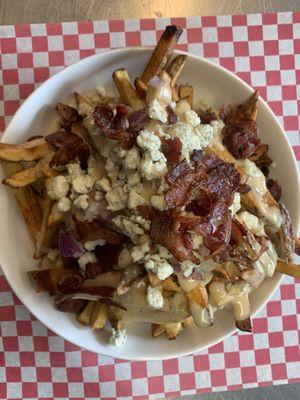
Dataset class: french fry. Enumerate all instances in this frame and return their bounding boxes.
[90,302,108,330]
[108,306,124,331]
[112,69,145,111]
[238,90,259,121]
[166,54,187,87]
[182,316,193,328]
[165,322,181,340]
[138,25,183,86]
[74,92,94,117]
[1,161,43,241]
[34,194,56,259]
[3,152,54,188]
[276,259,300,279]
[172,85,179,101]
[151,323,166,338]
[77,300,95,325]
[0,138,52,162]
[148,272,180,292]
[179,84,193,107]
[134,77,148,98]
[28,266,81,293]
[47,203,68,227]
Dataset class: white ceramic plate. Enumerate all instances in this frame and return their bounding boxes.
[0,48,299,360]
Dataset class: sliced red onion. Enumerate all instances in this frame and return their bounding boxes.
[58,231,84,258]
[189,269,204,281]
[171,260,181,273]
[148,75,163,88]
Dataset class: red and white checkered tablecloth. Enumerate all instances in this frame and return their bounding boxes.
[0,11,300,400]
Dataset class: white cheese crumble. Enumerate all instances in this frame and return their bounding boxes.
[131,243,151,263]
[113,215,144,241]
[126,171,141,187]
[66,162,83,181]
[145,255,174,280]
[72,175,94,194]
[137,129,161,152]
[47,175,69,200]
[78,251,97,271]
[147,285,164,309]
[180,260,196,277]
[105,187,128,211]
[237,211,265,236]
[73,194,89,210]
[57,197,72,212]
[229,192,241,216]
[95,177,112,192]
[148,99,168,123]
[211,119,225,141]
[109,328,127,346]
[127,186,148,209]
[183,110,201,127]
[84,239,106,251]
[122,146,140,170]
[139,153,167,180]
[118,247,133,269]
[150,194,166,210]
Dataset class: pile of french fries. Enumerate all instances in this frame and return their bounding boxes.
[1,24,299,343]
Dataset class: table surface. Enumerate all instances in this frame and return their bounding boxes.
[0,0,300,25]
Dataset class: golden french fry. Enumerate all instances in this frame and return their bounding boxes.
[151,323,166,338]
[74,92,94,117]
[179,85,193,107]
[166,54,187,87]
[239,90,259,121]
[172,85,179,101]
[186,285,208,309]
[165,322,181,340]
[0,138,52,162]
[84,271,122,289]
[139,25,183,85]
[34,195,56,259]
[27,266,75,292]
[182,316,193,328]
[276,259,300,279]
[112,69,145,111]
[134,77,148,99]
[108,306,124,331]
[3,152,54,188]
[77,301,95,325]
[90,302,108,330]
[47,203,67,227]
[1,161,43,241]
[148,272,180,292]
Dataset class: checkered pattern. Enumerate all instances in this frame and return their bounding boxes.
[0,11,300,399]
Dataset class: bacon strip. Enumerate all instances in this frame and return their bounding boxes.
[74,217,125,245]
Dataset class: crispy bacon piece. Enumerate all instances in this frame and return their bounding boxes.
[71,286,115,297]
[57,272,85,294]
[198,108,217,124]
[74,217,125,245]
[166,106,178,125]
[128,108,151,132]
[54,295,86,313]
[45,131,90,167]
[266,179,282,202]
[236,318,252,332]
[56,103,81,130]
[161,137,182,163]
[85,244,121,278]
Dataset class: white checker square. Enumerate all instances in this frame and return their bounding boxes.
[235,56,250,72]
[267,316,283,332]
[100,382,116,397]
[3,85,19,101]
[178,356,194,373]
[256,364,272,382]
[218,42,234,57]
[181,389,196,396]
[62,22,78,35]
[226,368,242,385]
[64,50,80,65]
[243,383,258,389]
[253,333,269,349]
[286,362,300,379]
[21,367,37,382]
[51,367,67,382]
[18,68,34,84]
[265,55,280,70]
[282,100,298,116]
[65,351,81,367]
[186,16,201,28]
[279,39,294,55]
[295,54,300,69]
[188,43,203,56]
[217,15,232,27]
[31,320,48,336]
[132,378,148,396]
[82,366,99,382]
[68,383,84,397]
[35,352,50,367]
[0,25,15,37]
[30,23,47,36]
[208,353,225,370]
[0,368,5,383]
[239,350,255,367]
[141,31,157,46]
[1,321,17,336]
[281,70,296,85]
[283,330,299,346]
[179,29,187,44]
[147,360,163,377]
[287,131,300,146]
[15,305,31,320]
[18,336,34,352]
[93,20,109,33]
[293,23,300,39]
[2,54,18,69]
[37,382,53,398]
[155,18,171,30]
[232,26,248,42]
[270,347,286,364]
[47,35,64,51]
[202,27,218,43]
[249,41,264,56]
[16,37,33,53]
[4,351,20,367]
[195,371,211,389]
[149,395,164,400]
[263,25,278,40]
[247,14,262,26]
[0,291,13,306]
[48,336,65,352]
[98,355,115,365]
[33,52,49,67]
[6,382,22,399]
[110,32,126,48]
[267,86,282,101]
[163,374,180,392]
[223,335,239,352]
[79,34,95,49]
[125,19,140,32]
[270,287,282,301]
[278,11,293,23]
[115,362,132,380]
[251,71,266,86]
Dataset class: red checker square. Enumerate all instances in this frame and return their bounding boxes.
[4,101,20,117]
[165,391,180,398]
[131,361,147,378]
[194,354,209,371]
[179,372,196,390]
[267,300,282,316]
[177,43,188,52]
[262,13,278,25]
[266,71,281,85]
[233,42,249,56]
[202,16,217,27]
[281,86,297,100]
[14,24,31,37]
[264,40,279,55]
[0,120,4,132]
[269,101,283,115]
[280,55,295,69]
[254,86,267,100]
[80,49,96,59]
[289,378,300,384]
[0,305,16,320]
[269,332,284,347]
[187,28,202,43]
[63,35,79,50]
[67,367,83,382]
[82,351,98,366]
[98,365,115,382]
[271,363,287,380]
[248,26,263,40]
[220,57,235,72]
[19,352,35,366]
[224,352,240,368]
[285,346,300,362]
[12,293,21,305]
[50,352,66,367]
[278,24,293,39]
[32,36,48,52]
[16,320,33,335]
[148,376,164,394]
[281,284,296,299]
[36,367,52,382]
[116,380,132,397]
[64,341,79,352]
[282,315,297,330]
[171,17,186,28]
[250,56,265,71]
[163,359,178,375]
[22,382,38,398]
[126,32,141,47]
[53,383,68,397]
[0,276,11,291]
[17,53,33,68]
[78,21,93,34]
[293,11,300,22]
[209,341,224,354]
[284,116,298,130]
[255,349,270,365]
[1,38,17,54]
[293,146,300,160]
[109,19,125,32]
[232,14,247,25]
[34,67,50,83]
[252,318,268,333]
[33,337,49,351]
[260,381,273,387]
[211,370,226,387]
[236,72,251,85]
[46,23,63,35]
[0,384,6,399]
[6,367,21,382]
[84,383,100,397]
[294,39,300,54]
[0,352,4,366]
[217,27,233,42]
[94,33,110,48]
[48,51,65,66]
[228,385,243,391]
[140,19,156,30]
[238,334,254,350]
[241,366,257,383]
[3,69,18,85]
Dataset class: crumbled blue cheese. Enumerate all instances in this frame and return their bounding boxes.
[122,146,140,170]
[105,187,128,211]
[73,194,89,210]
[57,197,72,212]
[109,328,127,346]
[139,153,167,180]
[78,251,97,271]
[150,194,166,210]
[95,177,112,192]
[72,175,94,194]
[147,285,164,309]
[67,162,84,181]
[126,171,141,187]
[137,129,161,152]
[183,110,201,127]
[127,185,148,209]
[84,239,106,251]
[211,119,225,141]
[47,175,69,200]
[145,255,174,280]
[131,243,151,262]
[229,192,241,216]
[118,247,133,269]
[113,215,145,241]
[180,260,196,277]
[237,211,265,236]
[148,99,168,123]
